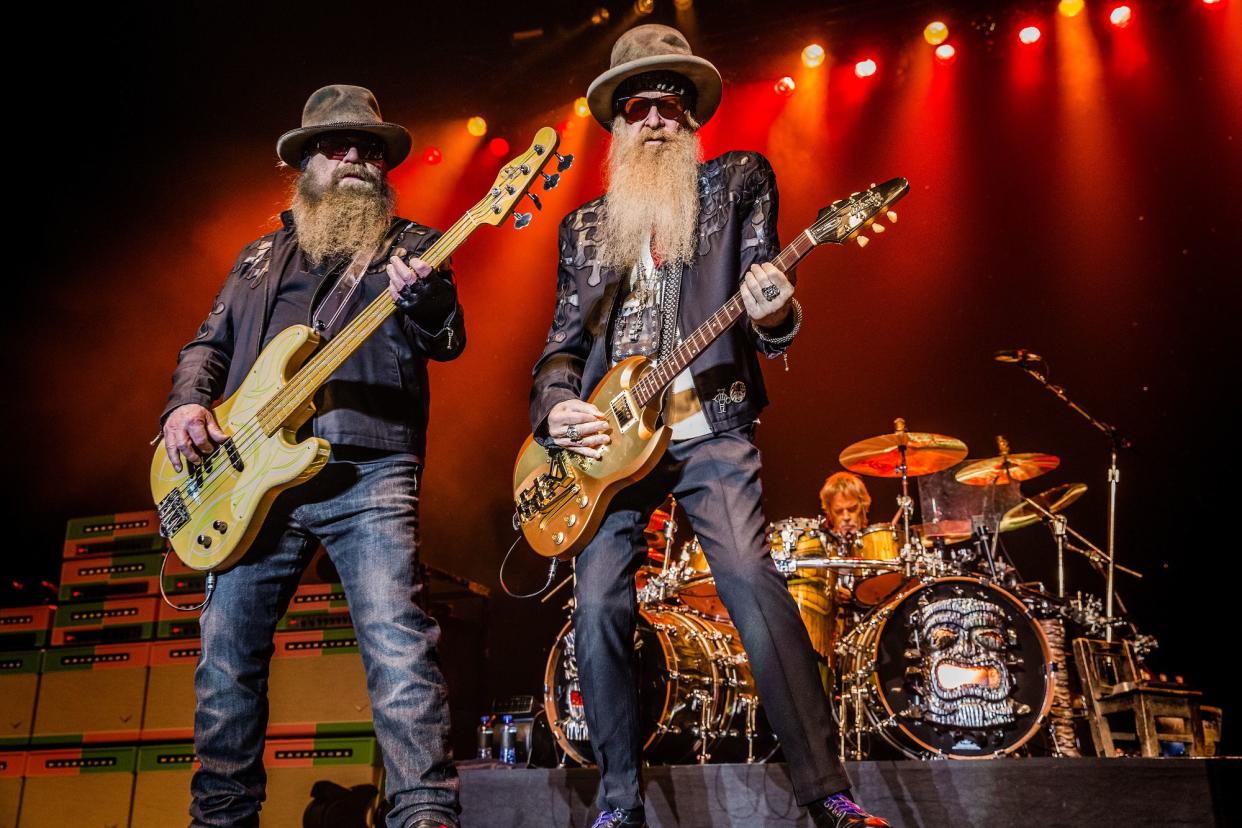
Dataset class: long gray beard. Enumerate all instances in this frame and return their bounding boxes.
[597,118,701,269]
[291,166,395,266]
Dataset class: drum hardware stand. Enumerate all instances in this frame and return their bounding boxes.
[1051,516,1068,598]
[1011,355,1132,640]
[892,419,917,569]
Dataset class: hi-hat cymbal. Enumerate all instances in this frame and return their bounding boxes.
[840,419,968,478]
[955,453,1060,486]
[1000,482,1088,532]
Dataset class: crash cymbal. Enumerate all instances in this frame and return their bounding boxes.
[1000,482,1088,532]
[955,452,1060,486]
[840,418,968,478]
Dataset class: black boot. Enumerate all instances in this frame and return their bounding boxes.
[808,792,891,828]
[589,807,647,828]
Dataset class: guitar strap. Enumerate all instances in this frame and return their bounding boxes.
[311,221,411,334]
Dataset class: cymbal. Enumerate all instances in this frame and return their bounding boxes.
[954,453,1060,486]
[1000,482,1088,532]
[840,421,968,478]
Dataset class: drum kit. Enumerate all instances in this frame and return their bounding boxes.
[543,418,1148,765]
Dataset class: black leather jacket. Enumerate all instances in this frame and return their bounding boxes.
[162,211,466,457]
[529,151,795,441]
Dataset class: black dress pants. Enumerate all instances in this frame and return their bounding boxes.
[572,424,851,812]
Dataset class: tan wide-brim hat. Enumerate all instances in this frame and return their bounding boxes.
[586,24,723,129]
[276,84,412,168]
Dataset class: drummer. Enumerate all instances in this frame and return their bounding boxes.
[819,471,872,538]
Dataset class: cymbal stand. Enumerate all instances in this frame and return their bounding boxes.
[1016,358,1131,640]
[1016,494,1143,581]
[1051,515,1068,598]
[893,420,916,575]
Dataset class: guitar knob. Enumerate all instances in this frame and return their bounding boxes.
[555,152,574,172]
[886,210,898,223]
[856,235,870,248]
[541,172,559,190]
[196,534,212,549]
[577,495,589,508]
[565,515,577,528]
[513,212,532,230]
[213,520,228,533]
[871,223,886,233]
[553,532,565,545]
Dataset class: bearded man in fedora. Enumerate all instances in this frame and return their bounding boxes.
[161,84,465,828]
[530,26,890,828]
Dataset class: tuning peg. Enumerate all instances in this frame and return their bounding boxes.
[513,212,533,230]
[541,172,560,190]
[555,152,574,172]
[856,235,870,248]
[526,191,543,210]
[886,210,898,223]
[871,222,885,233]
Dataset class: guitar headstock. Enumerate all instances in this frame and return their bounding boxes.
[809,177,910,248]
[469,126,573,230]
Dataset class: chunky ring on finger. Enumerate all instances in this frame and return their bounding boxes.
[761,284,779,301]
[566,424,581,442]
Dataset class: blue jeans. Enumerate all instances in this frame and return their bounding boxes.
[189,452,459,827]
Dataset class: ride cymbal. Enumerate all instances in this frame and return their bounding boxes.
[955,452,1060,486]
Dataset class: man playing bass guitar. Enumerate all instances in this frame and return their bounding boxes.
[528,25,890,828]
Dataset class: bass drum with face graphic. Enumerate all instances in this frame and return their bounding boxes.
[837,577,1054,759]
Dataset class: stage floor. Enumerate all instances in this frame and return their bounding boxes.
[458,758,1240,827]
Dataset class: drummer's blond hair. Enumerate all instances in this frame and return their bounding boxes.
[819,471,872,517]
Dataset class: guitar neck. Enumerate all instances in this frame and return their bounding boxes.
[632,230,817,407]
[255,214,473,434]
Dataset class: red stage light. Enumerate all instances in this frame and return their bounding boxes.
[1202,0,1223,5]
[1019,26,1042,45]
[488,137,510,157]
[1109,5,1132,27]
[774,76,796,96]
[423,147,442,165]
[854,59,877,79]
[934,43,956,64]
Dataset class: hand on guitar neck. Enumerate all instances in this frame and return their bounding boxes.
[547,400,611,459]
[740,262,795,330]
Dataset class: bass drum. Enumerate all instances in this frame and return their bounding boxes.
[838,577,1054,759]
[544,607,777,765]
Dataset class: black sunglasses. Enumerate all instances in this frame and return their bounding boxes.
[615,95,690,124]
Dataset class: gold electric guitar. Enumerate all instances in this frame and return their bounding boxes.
[512,178,910,559]
[153,127,570,571]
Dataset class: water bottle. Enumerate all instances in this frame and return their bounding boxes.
[498,714,517,764]
[476,716,493,760]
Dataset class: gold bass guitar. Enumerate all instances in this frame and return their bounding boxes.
[153,127,570,571]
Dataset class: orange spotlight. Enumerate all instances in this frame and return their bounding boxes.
[422,147,442,165]
[674,0,693,8]
[801,43,826,68]
[774,76,796,96]
[854,58,877,78]
[488,137,510,157]
[1058,0,1085,16]
[1109,5,1132,27]
[634,0,654,15]
[924,21,949,46]
[934,43,957,64]
[573,96,591,118]
[1019,26,1042,44]
[466,116,487,137]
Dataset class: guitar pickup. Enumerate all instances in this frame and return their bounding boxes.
[223,438,245,472]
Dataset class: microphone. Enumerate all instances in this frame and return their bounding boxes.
[993,348,1043,365]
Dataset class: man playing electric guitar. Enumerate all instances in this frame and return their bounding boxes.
[160,85,464,828]
[529,25,890,828]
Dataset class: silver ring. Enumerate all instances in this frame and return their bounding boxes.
[761,284,779,301]
[565,424,581,442]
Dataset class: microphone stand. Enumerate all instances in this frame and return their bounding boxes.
[1013,358,1133,641]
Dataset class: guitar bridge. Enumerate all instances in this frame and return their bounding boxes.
[515,452,579,526]
[610,393,636,432]
[158,489,189,538]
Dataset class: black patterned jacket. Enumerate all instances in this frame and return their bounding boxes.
[529,151,795,441]
[163,211,466,458]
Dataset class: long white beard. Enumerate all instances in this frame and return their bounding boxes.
[597,118,701,268]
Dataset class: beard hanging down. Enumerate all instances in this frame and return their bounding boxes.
[291,163,396,266]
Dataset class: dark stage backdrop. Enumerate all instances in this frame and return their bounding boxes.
[9,1,1239,752]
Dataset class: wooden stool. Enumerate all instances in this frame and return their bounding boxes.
[1072,637,1207,757]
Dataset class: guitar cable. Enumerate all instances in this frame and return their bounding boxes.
[498,535,560,599]
[158,548,217,612]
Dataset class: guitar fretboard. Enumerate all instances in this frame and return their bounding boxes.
[632,229,817,407]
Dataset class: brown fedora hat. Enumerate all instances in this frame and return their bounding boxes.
[586,24,722,129]
[276,84,412,168]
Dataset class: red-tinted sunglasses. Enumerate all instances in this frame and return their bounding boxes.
[308,133,387,163]
[616,95,690,124]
